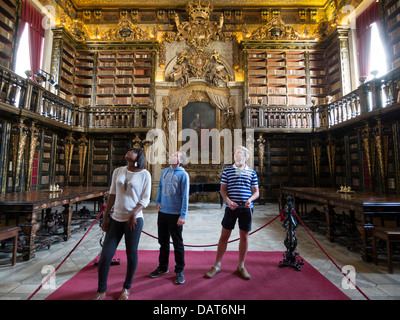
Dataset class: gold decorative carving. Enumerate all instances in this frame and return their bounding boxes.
[61,9,150,42]
[169,48,231,87]
[11,121,28,191]
[257,134,265,199]
[250,16,300,40]
[312,137,321,178]
[72,0,329,8]
[373,119,389,190]
[78,135,88,185]
[327,134,335,186]
[174,0,224,49]
[361,122,374,185]
[24,124,40,191]
[64,132,75,186]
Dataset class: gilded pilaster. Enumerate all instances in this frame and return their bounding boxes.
[24,123,39,191]
[78,135,88,185]
[373,119,388,192]
[64,132,75,186]
[312,137,321,180]
[11,121,28,191]
[327,134,335,186]
[361,123,372,186]
[257,133,265,199]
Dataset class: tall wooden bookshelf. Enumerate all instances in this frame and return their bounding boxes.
[309,51,328,105]
[95,50,152,106]
[0,0,17,69]
[385,0,400,70]
[326,41,342,102]
[257,134,311,200]
[246,48,326,108]
[247,50,308,106]
[59,42,75,101]
[74,50,95,106]
[51,27,156,107]
[89,137,131,186]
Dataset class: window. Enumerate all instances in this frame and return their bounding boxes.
[15,27,32,78]
[368,22,388,80]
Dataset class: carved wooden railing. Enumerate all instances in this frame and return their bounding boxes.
[0,66,75,126]
[317,67,400,129]
[243,105,313,131]
[243,67,400,131]
[87,106,156,130]
[0,65,157,131]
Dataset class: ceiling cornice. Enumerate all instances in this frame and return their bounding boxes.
[70,0,330,10]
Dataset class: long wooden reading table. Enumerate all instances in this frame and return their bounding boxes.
[0,186,109,261]
[280,187,400,261]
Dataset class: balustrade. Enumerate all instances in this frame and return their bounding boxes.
[244,67,400,130]
[0,65,156,131]
[324,68,400,128]
[245,106,313,130]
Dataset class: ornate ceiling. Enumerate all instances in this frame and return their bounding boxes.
[70,0,330,9]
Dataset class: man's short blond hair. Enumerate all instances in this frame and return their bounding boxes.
[235,146,250,160]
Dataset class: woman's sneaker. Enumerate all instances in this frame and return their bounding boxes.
[150,267,169,278]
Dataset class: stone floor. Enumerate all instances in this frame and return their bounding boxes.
[0,201,400,300]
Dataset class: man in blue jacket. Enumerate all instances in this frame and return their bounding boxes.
[151,151,190,284]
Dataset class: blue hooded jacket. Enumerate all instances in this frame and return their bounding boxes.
[155,166,190,219]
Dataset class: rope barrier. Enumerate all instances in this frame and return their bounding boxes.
[27,205,370,301]
[141,212,282,247]
[291,209,370,300]
[26,205,106,300]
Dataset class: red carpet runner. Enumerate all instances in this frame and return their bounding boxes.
[46,250,349,300]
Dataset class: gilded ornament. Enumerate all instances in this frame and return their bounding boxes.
[169,48,231,87]
[174,0,224,49]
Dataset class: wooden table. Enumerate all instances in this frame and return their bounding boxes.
[280,187,400,261]
[0,226,18,265]
[0,186,109,261]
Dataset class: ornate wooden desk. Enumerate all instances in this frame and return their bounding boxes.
[0,186,109,261]
[280,187,400,261]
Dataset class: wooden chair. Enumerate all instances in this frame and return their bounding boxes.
[373,227,400,274]
[0,226,18,266]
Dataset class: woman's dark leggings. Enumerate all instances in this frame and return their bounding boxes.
[97,217,143,293]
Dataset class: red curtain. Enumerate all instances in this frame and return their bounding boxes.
[356,1,381,79]
[20,1,45,79]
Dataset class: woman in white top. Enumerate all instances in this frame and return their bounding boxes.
[93,148,151,300]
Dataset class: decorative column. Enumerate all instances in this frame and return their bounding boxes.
[361,122,374,190]
[24,123,39,191]
[11,121,28,191]
[373,118,388,193]
[327,134,335,187]
[64,132,74,186]
[78,135,88,186]
[257,133,265,201]
[311,137,321,186]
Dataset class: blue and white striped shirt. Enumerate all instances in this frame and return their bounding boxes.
[220,164,258,208]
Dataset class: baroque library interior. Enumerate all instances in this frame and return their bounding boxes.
[0,0,400,301]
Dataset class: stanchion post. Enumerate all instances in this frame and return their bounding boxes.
[279,195,304,271]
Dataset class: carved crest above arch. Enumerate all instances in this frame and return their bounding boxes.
[168,48,233,87]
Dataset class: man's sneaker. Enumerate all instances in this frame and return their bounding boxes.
[236,266,251,280]
[205,266,221,279]
[150,267,169,278]
[175,271,185,284]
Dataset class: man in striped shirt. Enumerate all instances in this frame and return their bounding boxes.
[205,146,259,280]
